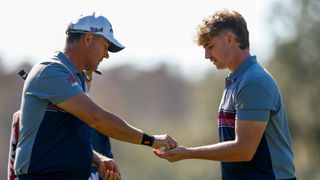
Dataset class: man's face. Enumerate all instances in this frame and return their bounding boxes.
[203,33,233,70]
[85,34,110,71]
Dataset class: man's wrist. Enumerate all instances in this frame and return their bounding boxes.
[141,133,155,147]
[92,150,102,167]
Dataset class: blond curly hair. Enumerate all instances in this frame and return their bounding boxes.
[194,10,249,49]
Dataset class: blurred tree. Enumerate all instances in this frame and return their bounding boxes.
[267,0,320,179]
[91,64,190,123]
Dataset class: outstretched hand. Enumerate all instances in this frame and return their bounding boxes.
[152,134,177,150]
[153,146,188,162]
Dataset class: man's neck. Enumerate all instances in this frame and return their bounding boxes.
[64,45,84,72]
[228,49,251,72]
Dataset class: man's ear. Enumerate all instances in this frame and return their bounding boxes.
[83,32,94,46]
[225,31,236,44]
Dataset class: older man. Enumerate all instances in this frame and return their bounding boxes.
[14,13,176,180]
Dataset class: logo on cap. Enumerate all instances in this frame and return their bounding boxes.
[109,23,113,34]
[90,27,103,33]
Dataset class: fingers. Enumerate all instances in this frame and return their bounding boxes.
[103,170,111,180]
[163,136,174,150]
[153,148,178,162]
[153,148,165,158]
[161,134,177,150]
[153,146,187,162]
[111,159,120,175]
[104,170,112,180]
[167,135,177,149]
[97,157,121,180]
[104,170,121,180]
[108,160,121,179]
[153,134,178,150]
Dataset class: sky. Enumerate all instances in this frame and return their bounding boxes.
[0,0,274,77]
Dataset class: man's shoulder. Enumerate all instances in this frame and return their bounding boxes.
[240,63,276,86]
[29,58,70,79]
[234,63,280,101]
[24,58,73,93]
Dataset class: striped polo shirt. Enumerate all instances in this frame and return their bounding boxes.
[15,52,92,179]
[218,56,296,180]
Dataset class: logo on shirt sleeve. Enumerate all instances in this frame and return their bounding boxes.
[67,76,79,87]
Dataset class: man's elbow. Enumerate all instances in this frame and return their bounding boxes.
[239,148,256,162]
[241,153,254,162]
[236,143,257,162]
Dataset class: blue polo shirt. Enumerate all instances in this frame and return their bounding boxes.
[15,52,92,179]
[218,56,296,180]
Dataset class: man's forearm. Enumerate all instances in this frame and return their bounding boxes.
[57,93,173,149]
[186,141,253,162]
[93,110,144,145]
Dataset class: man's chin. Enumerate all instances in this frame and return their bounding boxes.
[215,65,227,70]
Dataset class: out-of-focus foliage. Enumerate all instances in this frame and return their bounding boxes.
[267,0,320,179]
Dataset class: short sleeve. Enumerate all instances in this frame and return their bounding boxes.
[235,80,276,121]
[28,62,83,105]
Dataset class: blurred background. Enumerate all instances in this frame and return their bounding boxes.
[1,0,320,179]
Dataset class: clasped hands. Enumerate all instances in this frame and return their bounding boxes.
[152,134,187,162]
[97,134,182,180]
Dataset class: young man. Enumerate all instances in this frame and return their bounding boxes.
[14,13,177,180]
[154,10,296,180]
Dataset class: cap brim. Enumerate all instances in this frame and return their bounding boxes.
[106,36,125,53]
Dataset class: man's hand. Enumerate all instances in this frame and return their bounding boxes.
[92,151,121,180]
[152,134,177,150]
[97,156,121,180]
[153,146,188,162]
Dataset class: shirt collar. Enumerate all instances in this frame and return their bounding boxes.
[227,55,257,82]
[54,51,81,75]
[54,51,89,81]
